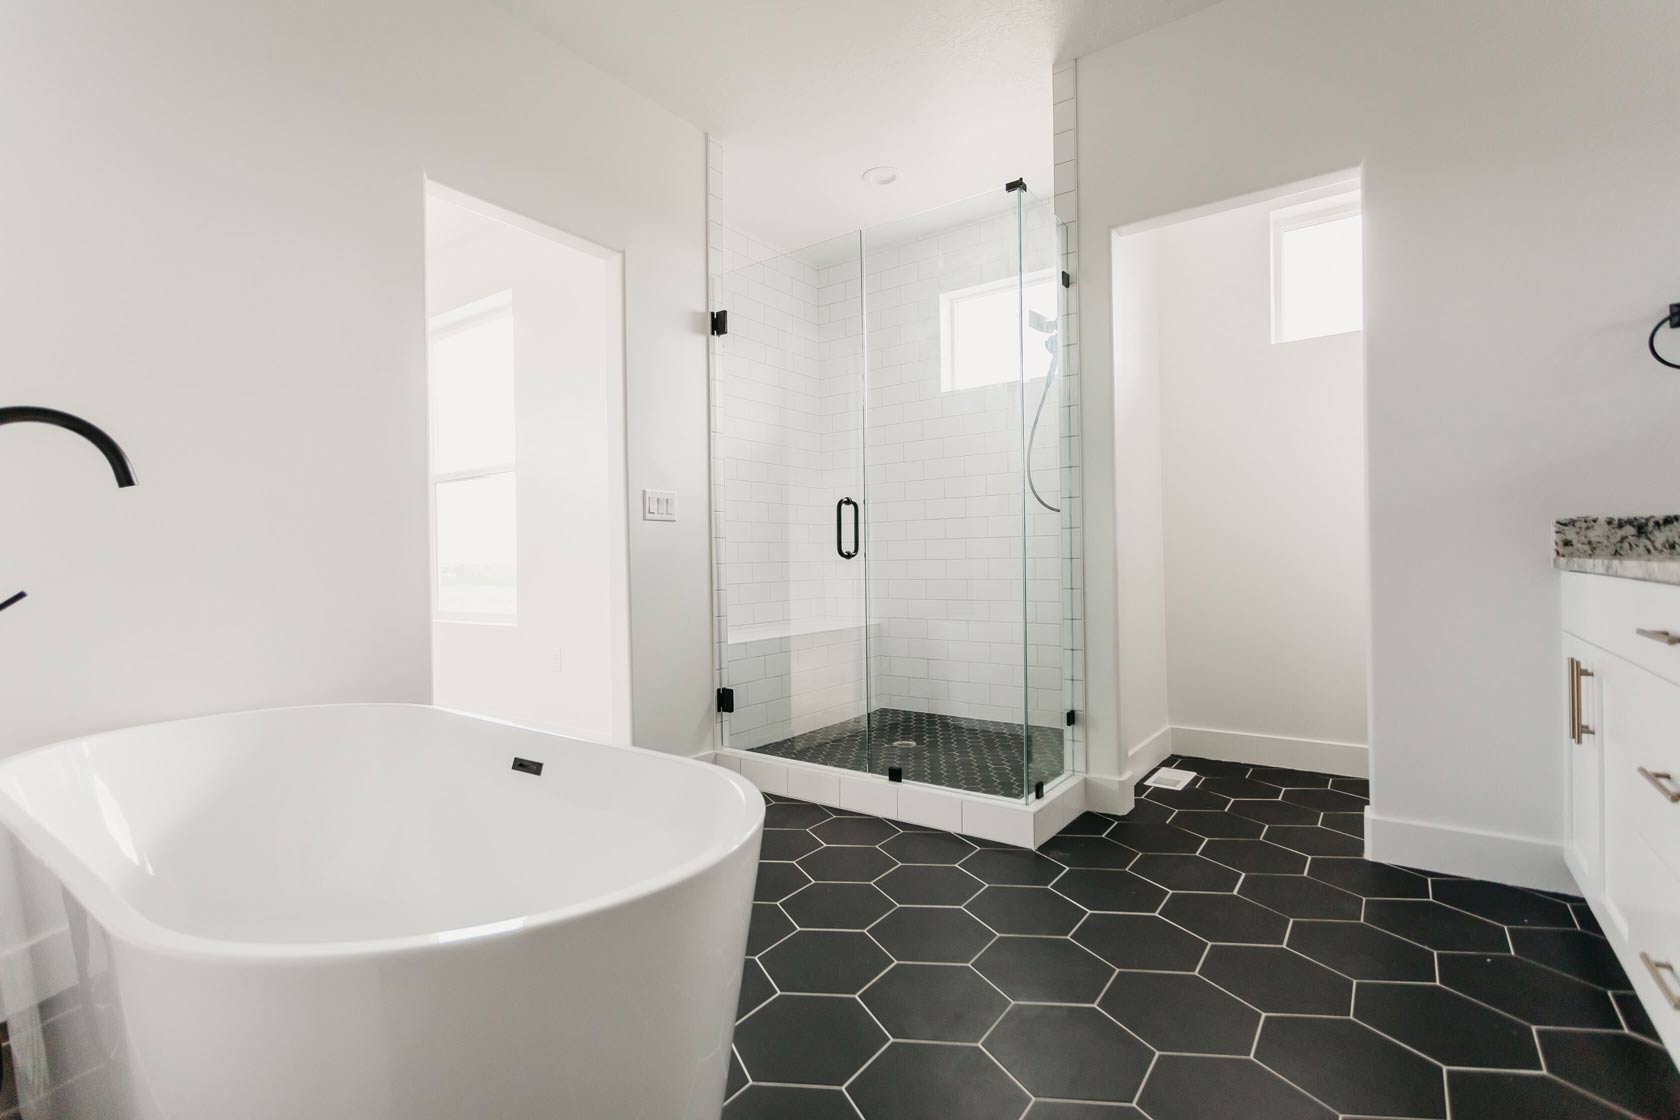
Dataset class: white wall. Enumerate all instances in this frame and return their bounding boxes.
[1120,191,1369,762]
[426,197,629,743]
[1077,0,1680,886]
[0,1,711,757]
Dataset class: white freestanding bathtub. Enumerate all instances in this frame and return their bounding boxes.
[0,704,764,1120]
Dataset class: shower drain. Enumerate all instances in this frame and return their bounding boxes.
[891,739,918,749]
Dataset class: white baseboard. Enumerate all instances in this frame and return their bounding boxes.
[1081,775,1135,817]
[1168,726,1368,778]
[1365,810,1576,894]
[1122,725,1174,783]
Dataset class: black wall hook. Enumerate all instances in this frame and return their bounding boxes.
[1649,303,1680,370]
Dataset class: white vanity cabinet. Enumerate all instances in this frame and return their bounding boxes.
[1562,572,1680,1056]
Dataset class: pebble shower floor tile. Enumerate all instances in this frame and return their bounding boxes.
[725,755,1680,1120]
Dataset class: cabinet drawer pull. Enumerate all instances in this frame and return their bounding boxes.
[1636,628,1680,646]
[1568,657,1594,744]
[1641,952,1680,1010]
[1638,767,1680,803]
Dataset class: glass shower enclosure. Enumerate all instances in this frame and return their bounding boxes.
[710,185,1079,804]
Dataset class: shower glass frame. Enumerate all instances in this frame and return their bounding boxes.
[709,187,1079,805]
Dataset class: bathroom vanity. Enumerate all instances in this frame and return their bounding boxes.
[1558,516,1680,1058]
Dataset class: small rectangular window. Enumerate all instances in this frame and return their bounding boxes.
[1271,191,1362,343]
[429,292,516,621]
[939,270,1059,392]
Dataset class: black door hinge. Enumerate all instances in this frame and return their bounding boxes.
[1034,779,1045,800]
[716,687,734,713]
[1061,270,1071,289]
[1004,178,1026,193]
[710,310,728,336]
[1066,710,1076,727]
[887,766,903,783]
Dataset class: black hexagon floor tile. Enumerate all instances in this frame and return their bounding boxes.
[1058,811,1116,835]
[1280,786,1368,813]
[1228,798,1324,827]
[1099,970,1261,1056]
[1052,869,1167,913]
[1432,877,1577,927]
[782,882,896,929]
[736,958,775,1019]
[880,830,976,864]
[1195,775,1287,800]
[799,844,897,882]
[1038,833,1138,869]
[966,885,1086,935]
[1142,785,1231,812]
[726,778,1671,1119]
[764,801,831,829]
[1160,892,1289,944]
[1363,897,1510,952]
[1264,824,1364,857]
[813,815,899,846]
[1073,912,1207,971]
[1354,981,1541,1069]
[1131,853,1240,892]
[1104,820,1205,852]
[1538,1029,1680,1120]
[859,963,1009,1042]
[1248,766,1332,788]
[1200,944,1353,1014]
[732,994,886,1085]
[848,1042,1029,1120]
[746,902,794,954]
[1616,989,1662,1042]
[1286,919,1435,981]
[1446,1070,1634,1120]
[973,936,1115,1003]
[868,905,995,964]
[724,1084,858,1120]
[1171,810,1264,839]
[1436,952,1622,1028]
[1256,1015,1446,1118]
[1237,873,1362,919]
[877,865,984,906]
[984,1004,1152,1103]
[1198,838,1308,875]
[759,827,822,860]
[1307,856,1429,897]
[960,847,1066,885]
[754,861,811,902]
[1320,811,1364,838]
[1510,927,1631,988]
[1024,1103,1144,1119]
[1137,1054,1333,1120]
[761,929,891,994]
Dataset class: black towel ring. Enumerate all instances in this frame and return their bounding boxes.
[1650,303,1680,370]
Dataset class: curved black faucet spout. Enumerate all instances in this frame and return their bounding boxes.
[0,406,135,487]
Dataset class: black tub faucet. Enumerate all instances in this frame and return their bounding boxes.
[0,405,136,614]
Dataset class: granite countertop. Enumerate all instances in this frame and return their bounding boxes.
[1554,515,1680,586]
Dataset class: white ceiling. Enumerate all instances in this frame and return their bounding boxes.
[495,0,1219,251]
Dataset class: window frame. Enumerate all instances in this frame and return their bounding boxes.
[427,291,518,625]
[938,268,1060,393]
[1269,190,1363,344]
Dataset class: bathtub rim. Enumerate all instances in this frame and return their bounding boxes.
[0,702,764,965]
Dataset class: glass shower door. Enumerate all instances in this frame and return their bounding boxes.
[713,233,872,772]
[859,191,1045,801]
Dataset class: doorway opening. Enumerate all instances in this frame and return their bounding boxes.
[1111,170,1371,780]
[423,182,630,742]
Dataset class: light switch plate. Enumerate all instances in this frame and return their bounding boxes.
[642,488,677,522]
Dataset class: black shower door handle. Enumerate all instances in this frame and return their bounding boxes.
[836,497,859,559]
